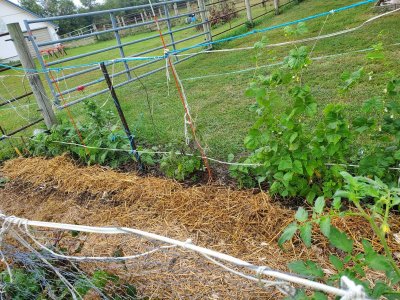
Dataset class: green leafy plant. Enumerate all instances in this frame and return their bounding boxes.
[230,32,351,198]
[1,267,140,299]
[230,30,400,199]
[160,149,202,181]
[279,172,400,299]
[27,101,205,180]
[29,100,133,168]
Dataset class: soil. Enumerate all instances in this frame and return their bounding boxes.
[0,156,399,299]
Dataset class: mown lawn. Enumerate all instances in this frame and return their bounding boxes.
[1,0,399,162]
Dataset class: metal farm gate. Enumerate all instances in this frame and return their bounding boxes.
[23,0,211,108]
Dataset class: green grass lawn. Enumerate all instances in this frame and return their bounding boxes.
[1,0,399,162]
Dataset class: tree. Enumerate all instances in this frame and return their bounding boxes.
[19,0,45,16]
[80,0,97,9]
[40,0,79,35]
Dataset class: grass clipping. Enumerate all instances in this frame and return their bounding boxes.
[1,156,399,299]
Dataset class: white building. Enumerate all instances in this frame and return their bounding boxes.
[0,0,59,62]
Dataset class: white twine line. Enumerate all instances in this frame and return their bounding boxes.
[201,253,293,295]
[0,102,37,111]
[182,42,400,81]
[164,49,171,96]
[169,61,194,145]
[0,78,32,122]
[4,136,400,171]
[0,213,368,298]
[23,221,177,262]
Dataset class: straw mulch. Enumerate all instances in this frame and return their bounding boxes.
[1,156,399,299]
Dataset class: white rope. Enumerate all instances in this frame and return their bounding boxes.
[0,212,364,298]
[340,276,368,300]
[23,222,177,262]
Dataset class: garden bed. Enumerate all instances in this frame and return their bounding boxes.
[1,156,399,299]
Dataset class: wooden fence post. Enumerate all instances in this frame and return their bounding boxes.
[7,23,57,129]
[173,3,179,15]
[244,0,253,24]
[92,23,99,40]
[197,0,212,47]
[274,0,280,15]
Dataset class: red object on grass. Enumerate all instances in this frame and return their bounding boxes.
[77,85,85,92]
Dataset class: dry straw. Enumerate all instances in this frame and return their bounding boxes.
[1,156,399,299]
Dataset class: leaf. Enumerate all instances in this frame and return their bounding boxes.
[306,190,316,204]
[340,67,364,92]
[314,197,325,214]
[305,102,317,116]
[285,289,307,300]
[300,223,312,247]
[319,216,331,237]
[283,172,293,183]
[371,281,394,299]
[295,207,308,222]
[362,97,384,113]
[278,156,293,171]
[288,260,324,278]
[244,129,262,150]
[290,132,298,143]
[278,223,298,246]
[70,230,80,237]
[328,227,353,253]
[362,240,392,273]
[313,291,328,300]
[329,255,344,271]
[293,160,303,174]
[332,197,342,210]
[394,150,400,160]
[296,22,309,35]
[227,153,234,162]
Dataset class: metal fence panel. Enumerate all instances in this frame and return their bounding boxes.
[23,0,211,108]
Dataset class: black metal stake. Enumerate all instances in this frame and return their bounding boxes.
[99,62,142,169]
[0,125,15,149]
